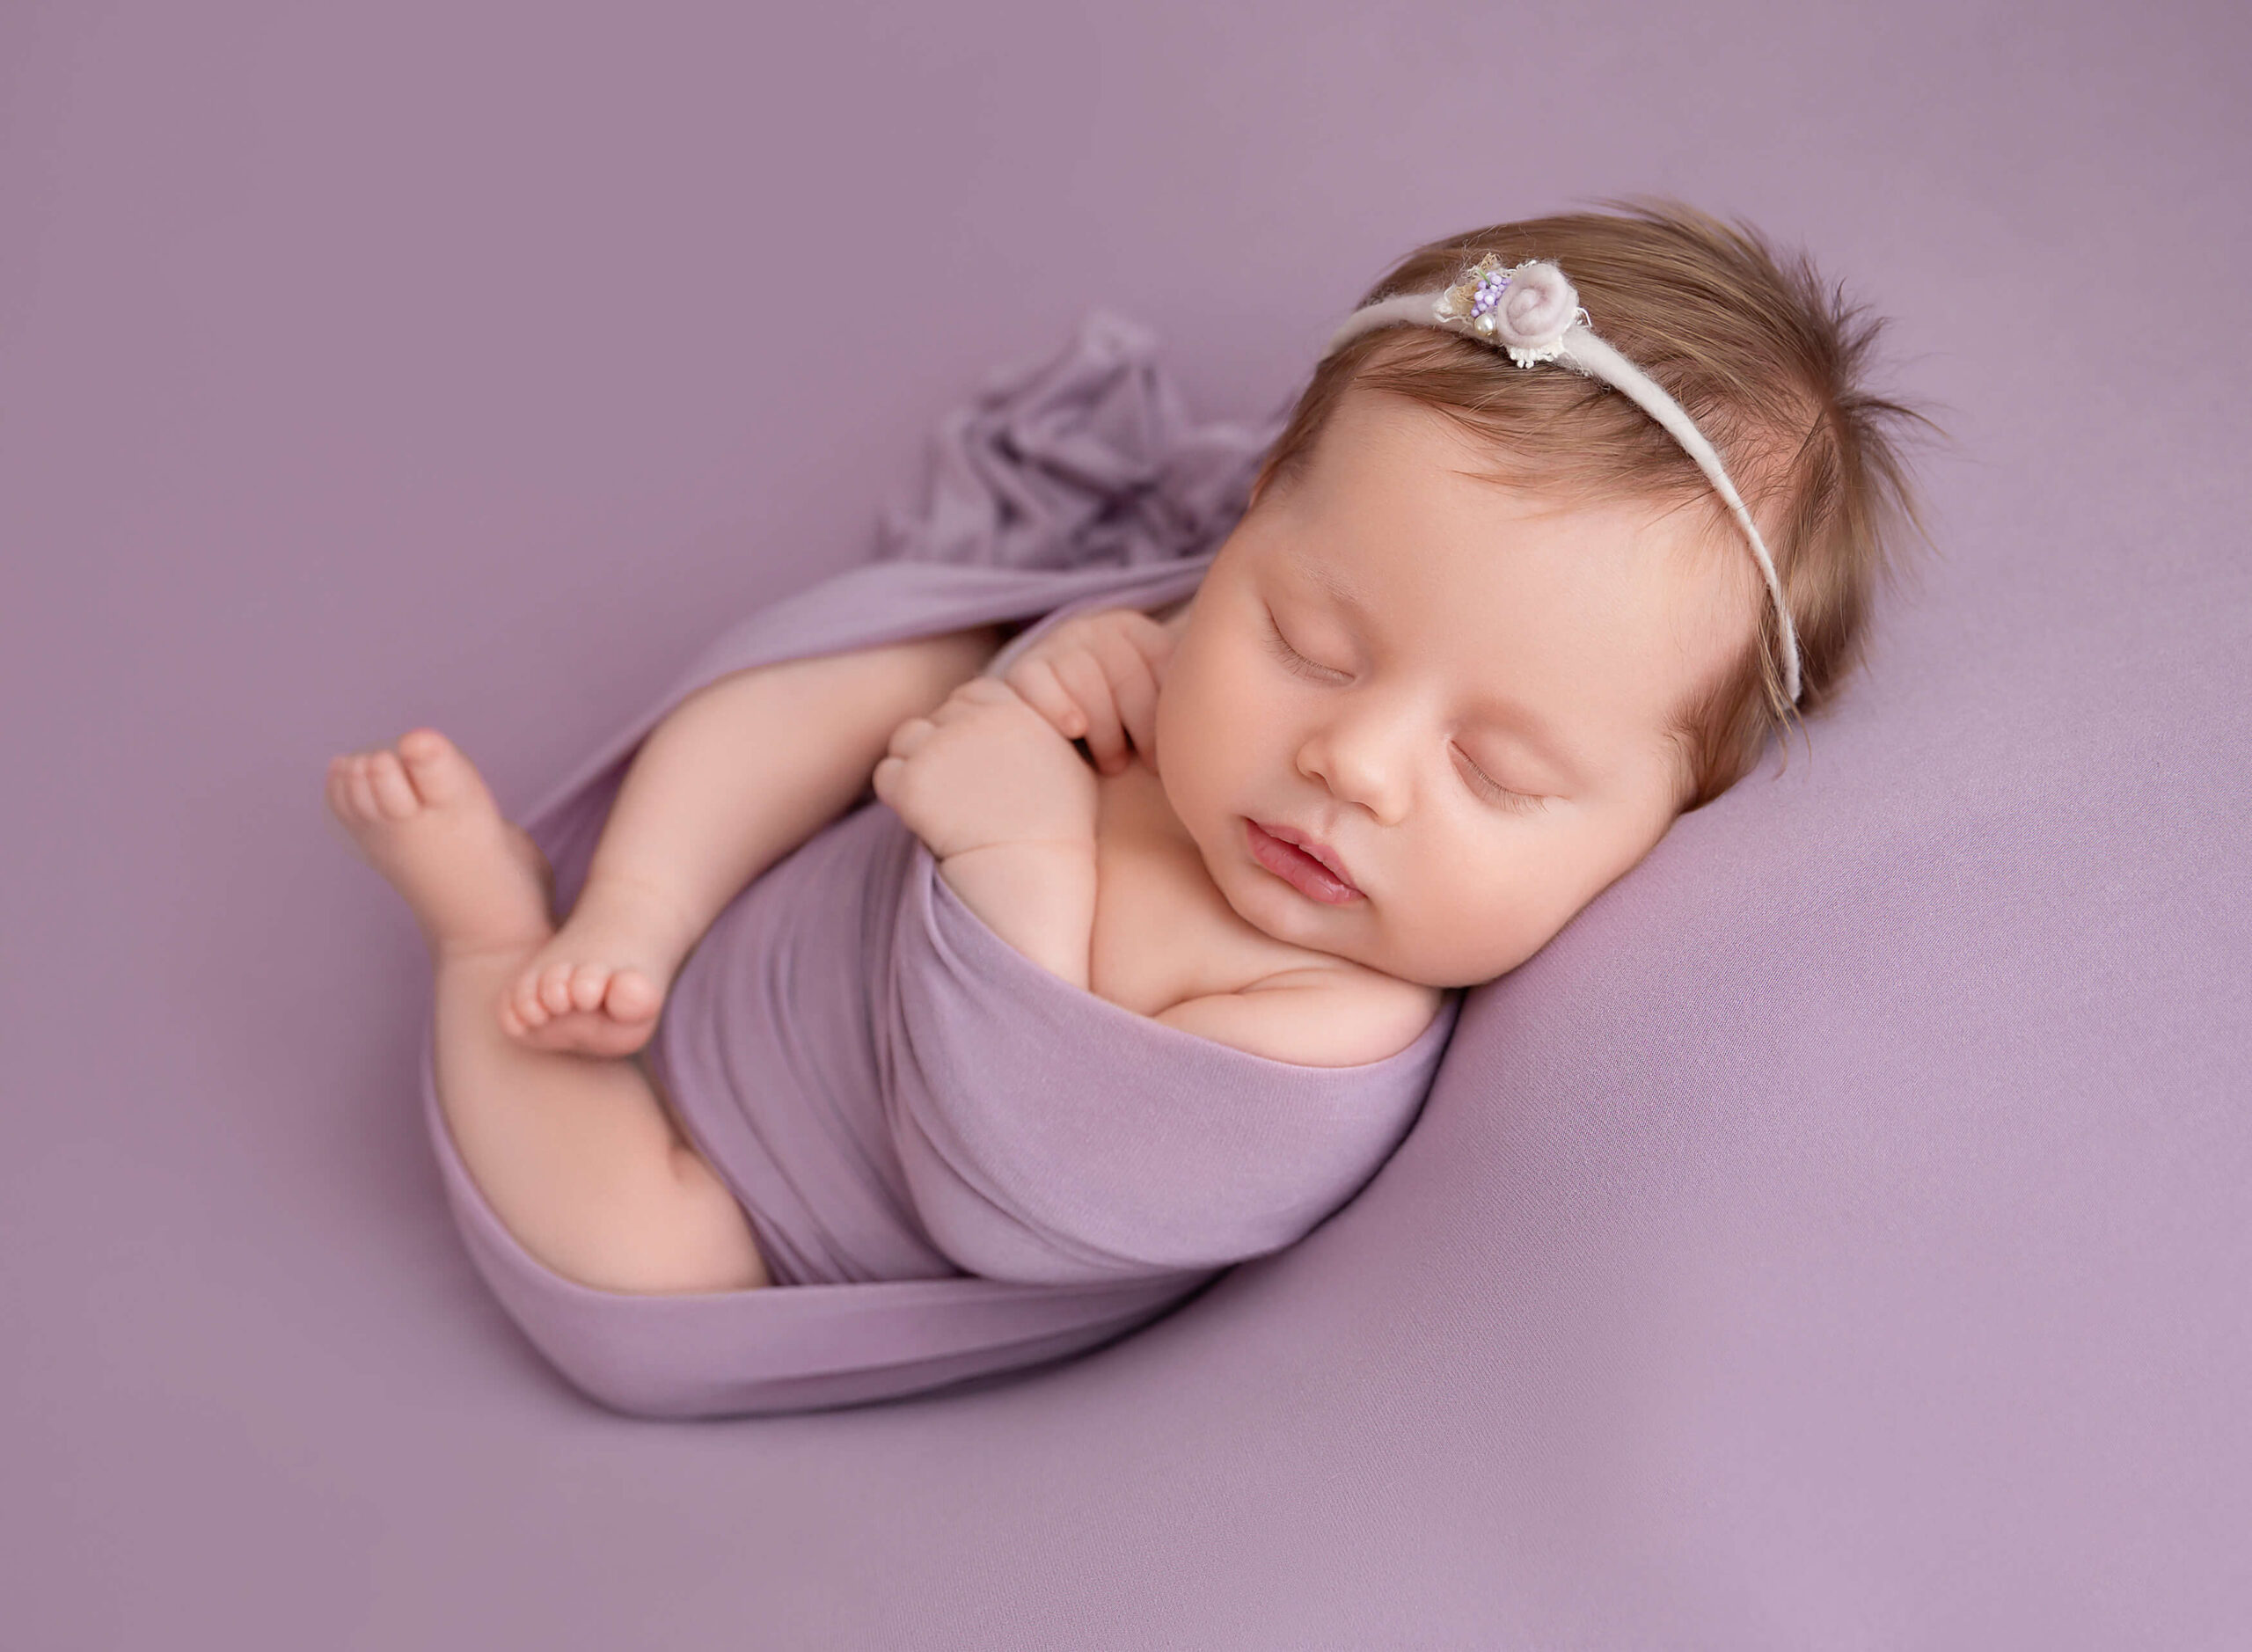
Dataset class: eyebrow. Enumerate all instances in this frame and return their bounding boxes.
[1283,550,1591,790]
[1291,552,1378,618]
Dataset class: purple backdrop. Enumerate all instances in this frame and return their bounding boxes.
[4,1,2246,1646]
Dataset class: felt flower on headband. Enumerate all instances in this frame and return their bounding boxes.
[1435,254,1583,367]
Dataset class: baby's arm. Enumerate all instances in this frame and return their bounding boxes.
[874,677,1101,989]
[588,629,1006,946]
[505,624,1005,1054]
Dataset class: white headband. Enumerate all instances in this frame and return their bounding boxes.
[1322,254,1802,705]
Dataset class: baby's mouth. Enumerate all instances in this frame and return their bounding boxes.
[1244,818,1364,904]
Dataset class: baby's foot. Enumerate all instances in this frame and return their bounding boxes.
[324,729,554,961]
[498,874,691,1059]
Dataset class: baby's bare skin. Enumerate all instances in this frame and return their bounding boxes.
[494,628,1004,1058]
[499,867,694,1057]
[327,628,1001,1294]
[326,731,555,961]
[326,728,771,1295]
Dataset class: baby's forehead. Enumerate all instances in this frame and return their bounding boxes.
[1273,469,1756,626]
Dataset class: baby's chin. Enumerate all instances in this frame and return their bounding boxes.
[1234,883,1519,989]
[1202,848,1408,975]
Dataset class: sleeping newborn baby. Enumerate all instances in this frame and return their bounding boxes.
[874,379,1754,1056]
[325,200,1927,1414]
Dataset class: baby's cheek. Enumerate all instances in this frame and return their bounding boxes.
[1151,672,1207,782]
[1383,872,1524,989]
[1150,715,1235,866]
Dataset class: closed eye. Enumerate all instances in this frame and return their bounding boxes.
[1264,609,1348,682]
[1452,744,1548,814]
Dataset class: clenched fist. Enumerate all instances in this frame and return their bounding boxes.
[872,676,1100,862]
[1001,607,1175,776]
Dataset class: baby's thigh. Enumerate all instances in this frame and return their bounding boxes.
[625,1054,771,1293]
[654,1140,772,1293]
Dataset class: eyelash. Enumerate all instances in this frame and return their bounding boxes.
[1452,747,1548,814]
[1264,610,1548,815]
[1263,610,1347,683]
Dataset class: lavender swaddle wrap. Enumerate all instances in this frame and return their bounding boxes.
[415,314,1462,1417]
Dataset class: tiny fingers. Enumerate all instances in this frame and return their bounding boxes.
[1005,656,1087,740]
[886,716,934,758]
[1087,624,1164,767]
[1052,648,1127,771]
[952,676,1018,706]
[1000,607,1178,774]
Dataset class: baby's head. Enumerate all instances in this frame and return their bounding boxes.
[1154,200,1934,990]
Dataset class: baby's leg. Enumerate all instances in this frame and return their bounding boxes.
[505,625,1002,1056]
[327,730,769,1294]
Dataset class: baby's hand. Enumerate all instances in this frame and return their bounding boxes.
[873,676,1100,861]
[1001,607,1174,776]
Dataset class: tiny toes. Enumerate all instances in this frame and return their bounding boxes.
[511,976,550,1027]
[568,964,609,1012]
[607,970,658,1020]
[397,729,468,806]
[368,752,419,820]
[537,962,578,1014]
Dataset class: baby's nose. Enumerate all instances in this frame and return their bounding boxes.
[1299,712,1411,825]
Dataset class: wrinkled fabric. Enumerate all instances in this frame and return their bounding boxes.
[874,308,1285,574]
[416,314,1461,1417]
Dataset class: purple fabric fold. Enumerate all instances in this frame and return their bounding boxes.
[890,852,1458,1284]
[417,314,1458,1417]
[874,309,1283,574]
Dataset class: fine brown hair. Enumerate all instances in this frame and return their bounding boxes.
[1253,197,1941,811]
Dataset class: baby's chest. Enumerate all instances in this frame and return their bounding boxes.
[1085,764,1319,1018]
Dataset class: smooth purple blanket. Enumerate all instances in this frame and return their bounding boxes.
[418,314,1459,1415]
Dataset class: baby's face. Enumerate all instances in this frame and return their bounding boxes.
[1153,386,1759,989]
